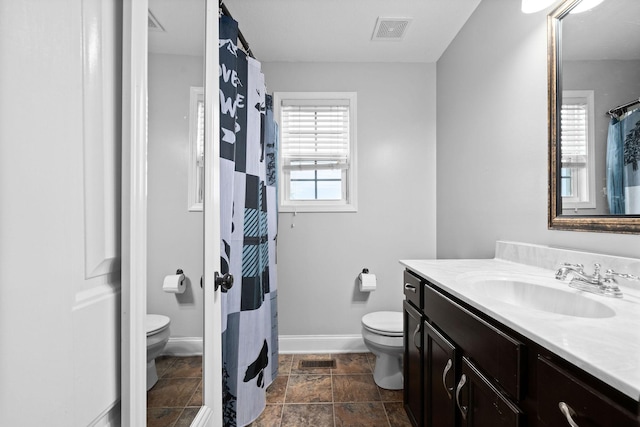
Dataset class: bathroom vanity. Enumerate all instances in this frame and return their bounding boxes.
[401,242,640,427]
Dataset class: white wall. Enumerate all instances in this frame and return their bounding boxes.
[436,0,640,260]
[148,53,204,339]
[262,62,437,336]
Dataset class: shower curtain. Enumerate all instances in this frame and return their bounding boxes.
[606,109,640,214]
[219,15,279,427]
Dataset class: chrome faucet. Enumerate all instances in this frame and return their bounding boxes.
[555,263,639,298]
[555,263,599,285]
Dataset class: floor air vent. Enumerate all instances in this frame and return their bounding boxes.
[298,359,336,369]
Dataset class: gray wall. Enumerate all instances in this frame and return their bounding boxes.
[148,53,204,338]
[436,0,640,259]
[263,62,437,335]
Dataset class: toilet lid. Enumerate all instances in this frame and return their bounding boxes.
[146,314,170,336]
[362,311,403,336]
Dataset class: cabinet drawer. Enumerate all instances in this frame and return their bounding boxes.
[537,356,639,427]
[423,284,524,401]
[404,270,422,309]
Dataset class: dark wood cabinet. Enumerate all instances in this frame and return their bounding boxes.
[404,300,423,427]
[403,268,640,427]
[423,321,456,427]
[423,285,523,401]
[537,356,638,427]
[457,357,522,427]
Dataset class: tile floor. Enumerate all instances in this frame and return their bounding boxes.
[147,353,412,427]
[147,355,203,427]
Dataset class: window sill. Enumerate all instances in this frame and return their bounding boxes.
[279,203,357,213]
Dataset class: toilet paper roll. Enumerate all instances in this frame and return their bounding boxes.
[163,273,186,294]
[359,272,377,292]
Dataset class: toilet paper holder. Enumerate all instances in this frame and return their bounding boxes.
[176,269,185,284]
[359,268,377,292]
[162,269,186,294]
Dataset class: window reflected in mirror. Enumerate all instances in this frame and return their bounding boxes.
[560,90,595,212]
[188,86,205,211]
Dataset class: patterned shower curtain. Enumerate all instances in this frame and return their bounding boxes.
[607,108,640,214]
[219,15,279,427]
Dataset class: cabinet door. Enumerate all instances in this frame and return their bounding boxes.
[424,321,457,427]
[404,301,423,427]
[456,357,522,427]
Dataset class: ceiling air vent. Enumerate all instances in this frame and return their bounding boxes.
[148,10,166,32]
[371,17,412,41]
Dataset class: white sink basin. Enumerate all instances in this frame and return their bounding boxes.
[470,279,616,318]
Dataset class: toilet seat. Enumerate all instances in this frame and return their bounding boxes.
[362,311,403,337]
[146,314,170,336]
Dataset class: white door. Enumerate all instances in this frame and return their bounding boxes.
[0,1,122,425]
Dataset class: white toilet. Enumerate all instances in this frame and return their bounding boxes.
[146,314,171,391]
[361,311,404,390]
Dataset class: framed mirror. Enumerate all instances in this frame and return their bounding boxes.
[548,0,640,233]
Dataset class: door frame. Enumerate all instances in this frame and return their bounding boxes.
[201,0,223,424]
[121,1,221,426]
[121,1,149,425]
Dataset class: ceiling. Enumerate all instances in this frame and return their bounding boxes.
[148,0,640,63]
[562,0,640,61]
[149,0,482,63]
[221,0,482,63]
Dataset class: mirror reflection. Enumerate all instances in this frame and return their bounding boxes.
[147,0,205,424]
[557,0,640,216]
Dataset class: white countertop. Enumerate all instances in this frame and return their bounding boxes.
[400,242,640,401]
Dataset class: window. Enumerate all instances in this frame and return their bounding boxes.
[275,92,357,212]
[560,90,596,210]
[188,87,205,212]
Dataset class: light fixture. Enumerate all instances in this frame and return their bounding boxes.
[521,0,557,13]
[570,0,604,13]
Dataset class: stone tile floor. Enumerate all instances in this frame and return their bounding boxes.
[147,353,412,427]
[147,355,203,427]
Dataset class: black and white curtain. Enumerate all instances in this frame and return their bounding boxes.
[219,14,279,427]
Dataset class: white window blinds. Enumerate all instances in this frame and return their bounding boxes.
[196,99,205,166]
[280,99,350,171]
[561,101,588,164]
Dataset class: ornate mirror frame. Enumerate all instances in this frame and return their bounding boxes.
[548,0,640,233]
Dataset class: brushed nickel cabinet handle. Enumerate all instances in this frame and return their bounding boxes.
[442,358,453,400]
[455,374,468,420]
[558,402,579,427]
[404,283,416,293]
[412,323,421,349]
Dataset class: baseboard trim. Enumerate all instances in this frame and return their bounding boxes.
[88,401,121,427]
[278,334,367,354]
[190,406,214,427]
[163,337,203,356]
[162,334,367,356]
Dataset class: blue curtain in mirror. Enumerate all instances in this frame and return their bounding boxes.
[623,109,640,214]
[606,117,624,214]
[607,108,640,214]
[219,15,279,426]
